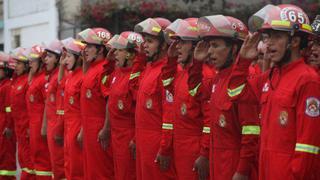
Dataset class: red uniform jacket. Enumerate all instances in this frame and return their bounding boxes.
[189,60,260,180]
[230,57,320,180]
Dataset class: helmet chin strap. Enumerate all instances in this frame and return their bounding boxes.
[277,35,292,66]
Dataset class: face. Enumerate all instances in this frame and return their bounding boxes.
[114,49,129,67]
[84,44,98,62]
[143,35,160,59]
[264,31,289,64]
[65,52,77,70]
[29,59,40,74]
[15,61,27,76]
[44,51,58,71]
[208,38,232,69]
[176,40,193,64]
[308,39,320,67]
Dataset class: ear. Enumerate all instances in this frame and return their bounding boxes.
[291,36,301,49]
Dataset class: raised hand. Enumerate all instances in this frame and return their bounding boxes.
[239,32,261,60]
[194,40,210,61]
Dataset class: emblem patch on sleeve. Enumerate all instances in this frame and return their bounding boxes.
[305,97,320,117]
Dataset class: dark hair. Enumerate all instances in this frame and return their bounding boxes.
[95,45,108,57]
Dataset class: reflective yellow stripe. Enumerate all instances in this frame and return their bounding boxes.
[295,143,320,155]
[5,106,11,113]
[0,170,16,176]
[129,72,141,80]
[101,75,108,85]
[34,170,52,176]
[202,127,210,134]
[22,168,35,174]
[227,84,245,97]
[56,110,64,115]
[152,26,161,33]
[302,24,312,32]
[189,83,201,97]
[162,123,173,130]
[271,20,291,27]
[162,77,174,87]
[242,125,260,135]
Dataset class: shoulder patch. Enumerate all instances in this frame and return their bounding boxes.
[305,97,320,117]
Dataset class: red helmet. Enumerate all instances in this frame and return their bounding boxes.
[11,47,28,62]
[78,27,112,45]
[45,39,63,55]
[168,18,199,41]
[62,37,85,55]
[248,4,312,35]
[134,17,171,37]
[198,15,248,41]
[107,31,144,51]
[25,45,45,61]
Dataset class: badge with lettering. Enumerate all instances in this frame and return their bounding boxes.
[146,98,153,109]
[181,103,187,115]
[279,111,288,126]
[69,96,74,105]
[219,114,226,127]
[86,89,92,99]
[305,97,320,117]
[118,100,124,110]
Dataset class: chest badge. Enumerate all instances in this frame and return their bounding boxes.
[86,89,92,99]
[262,83,269,92]
[118,100,124,110]
[165,90,173,103]
[69,96,74,105]
[219,114,226,127]
[212,84,216,93]
[29,94,34,102]
[279,111,288,126]
[146,98,153,109]
[181,103,187,116]
[50,93,55,102]
[17,86,22,91]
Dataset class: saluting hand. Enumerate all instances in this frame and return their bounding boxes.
[194,40,210,61]
[239,32,261,60]
[167,40,179,58]
[106,48,116,61]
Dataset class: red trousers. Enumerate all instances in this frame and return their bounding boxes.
[47,118,65,180]
[135,128,175,180]
[173,134,205,180]
[29,113,52,180]
[111,127,135,180]
[65,115,83,180]
[0,135,16,180]
[82,116,114,180]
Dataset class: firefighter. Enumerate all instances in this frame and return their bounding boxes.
[0,52,16,180]
[308,15,320,73]
[61,37,85,179]
[43,40,65,180]
[234,4,320,179]
[192,15,260,180]
[160,18,214,180]
[77,27,114,179]
[133,17,176,179]
[25,43,53,179]
[105,31,144,180]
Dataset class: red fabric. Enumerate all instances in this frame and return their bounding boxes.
[45,68,65,180]
[80,59,114,180]
[64,67,84,180]
[248,63,262,79]
[230,57,320,179]
[9,74,35,179]
[26,71,52,179]
[108,67,136,180]
[0,78,16,179]
[134,56,176,180]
